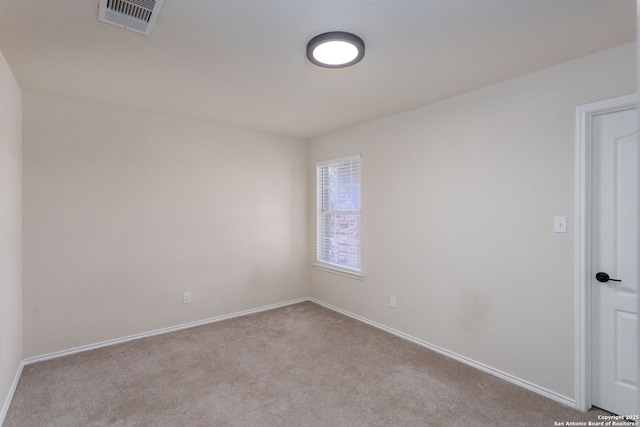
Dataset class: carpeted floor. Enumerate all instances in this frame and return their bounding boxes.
[5,301,610,426]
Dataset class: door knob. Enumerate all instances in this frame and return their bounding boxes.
[595,272,621,283]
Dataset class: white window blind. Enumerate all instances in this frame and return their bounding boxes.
[316,155,361,275]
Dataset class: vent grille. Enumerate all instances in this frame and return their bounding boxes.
[98,0,165,35]
[106,0,154,23]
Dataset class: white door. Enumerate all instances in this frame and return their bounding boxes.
[590,105,639,415]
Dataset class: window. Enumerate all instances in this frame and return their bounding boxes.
[316,154,362,278]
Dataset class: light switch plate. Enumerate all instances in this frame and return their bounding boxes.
[554,216,567,233]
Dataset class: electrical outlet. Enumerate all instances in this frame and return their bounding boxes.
[390,296,396,308]
[183,292,191,304]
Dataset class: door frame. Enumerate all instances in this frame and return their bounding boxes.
[574,93,638,412]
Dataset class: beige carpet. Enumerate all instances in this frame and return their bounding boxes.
[5,301,609,426]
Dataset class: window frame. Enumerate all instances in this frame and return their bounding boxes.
[314,154,363,280]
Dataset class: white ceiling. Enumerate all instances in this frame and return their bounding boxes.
[0,0,635,139]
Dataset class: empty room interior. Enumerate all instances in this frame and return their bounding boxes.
[1,0,638,425]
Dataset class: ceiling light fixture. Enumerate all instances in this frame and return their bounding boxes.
[306,32,365,68]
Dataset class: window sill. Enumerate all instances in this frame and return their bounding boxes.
[313,263,364,280]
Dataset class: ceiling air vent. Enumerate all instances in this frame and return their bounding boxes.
[98,0,165,35]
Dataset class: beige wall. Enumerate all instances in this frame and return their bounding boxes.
[309,42,636,399]
[23,93,309,357]
[0,50,22,413]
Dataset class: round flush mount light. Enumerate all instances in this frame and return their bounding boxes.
[306,31,365,68]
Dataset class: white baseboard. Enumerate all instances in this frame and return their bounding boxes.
[11,296,575,418]
[309,298,576,409]
[24,298,309,365]
[0,360,24,426]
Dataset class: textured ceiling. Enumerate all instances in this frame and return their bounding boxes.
[0,0,635,138]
